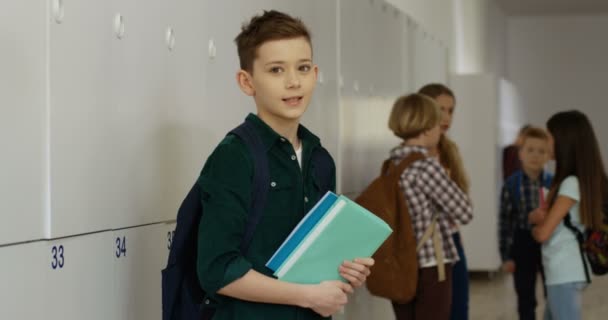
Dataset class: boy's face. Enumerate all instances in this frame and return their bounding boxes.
[519,137,550,173]
[237,37,317,126]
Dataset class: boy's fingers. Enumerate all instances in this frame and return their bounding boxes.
[353,257,375,266]
[337,281,354,293]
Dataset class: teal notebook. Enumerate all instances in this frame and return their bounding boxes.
[274,195,392,284]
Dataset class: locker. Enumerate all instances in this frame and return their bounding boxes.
[48,0,115,237]
[113,224,167,320]
[201,0,275,145]
[412,25,449,90]
[284,0,341,157]
[0,242,46,319]
[162,222,177,263]
[450,74,515,271]
[340,0,374,97]
[160,0,210,222]
[45,232,115,320]
[108,0,171,228]
[0,0,47,244]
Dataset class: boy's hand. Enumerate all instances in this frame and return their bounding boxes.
[304,281,352,317]
[339,258,374,288]
[529,208,547,225]
[502,260,516,273]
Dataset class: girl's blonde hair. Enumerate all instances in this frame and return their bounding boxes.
[418,84,470,193]
[388,93,441,140]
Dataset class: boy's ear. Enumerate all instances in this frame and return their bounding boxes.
[236,70,255,96]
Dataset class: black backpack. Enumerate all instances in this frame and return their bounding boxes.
[161,120,333,320]
[564,200,608,282]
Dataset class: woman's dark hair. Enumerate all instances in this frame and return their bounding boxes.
[547,110,608,229]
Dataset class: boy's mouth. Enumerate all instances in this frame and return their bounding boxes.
[282,96,303,106]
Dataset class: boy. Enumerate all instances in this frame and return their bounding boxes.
[388,94,473,320]
[499,127,553,320]
[195,10,373,320]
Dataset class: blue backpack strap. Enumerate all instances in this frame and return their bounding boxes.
[311,147,334,193]
[229,120,270,254]
[505,171,522,226]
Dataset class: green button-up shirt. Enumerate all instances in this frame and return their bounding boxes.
[196,114,336,320]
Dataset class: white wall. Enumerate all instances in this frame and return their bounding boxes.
[453,0,507,76]
[385,0,454,47]
[506,15,608,162]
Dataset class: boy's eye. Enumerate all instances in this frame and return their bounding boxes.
[299,65,311,72]
[269,66,283,73]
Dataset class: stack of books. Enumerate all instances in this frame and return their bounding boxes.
[266,191,392,284]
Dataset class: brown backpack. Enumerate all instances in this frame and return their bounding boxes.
[356,152,444,304]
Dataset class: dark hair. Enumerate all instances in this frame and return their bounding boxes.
[547,110,608,229]
[418,83,455,100]
[235,10,312,73]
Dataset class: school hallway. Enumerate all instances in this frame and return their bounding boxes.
[3,0,608,319]
[469,272,608,320]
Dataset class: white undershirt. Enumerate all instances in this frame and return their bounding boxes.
[295,143,303,169]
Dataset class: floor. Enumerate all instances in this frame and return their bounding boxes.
[469,271,608,320]
[336,271,608,320]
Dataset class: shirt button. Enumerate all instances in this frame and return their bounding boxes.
[280,138,286,142]
[270,181,277,187]
[304,196,309,203]
[291,155,297,161]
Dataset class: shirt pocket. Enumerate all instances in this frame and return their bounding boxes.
[265,175,296,218]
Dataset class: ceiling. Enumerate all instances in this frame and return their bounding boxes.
[496,0,608,15]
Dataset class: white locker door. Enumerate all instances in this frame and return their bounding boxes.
[161,0,209,222]
[412,26,449,90]
[48,0,114,238]
[113,224,166,320]
[45,232,115,320]
[108,0,170,229]
[0,0,47,244]
[286,0,341,157]
[201,0,275,147]
[0,242,46,319]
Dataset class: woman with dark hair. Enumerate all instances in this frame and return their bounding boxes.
[418,84,470,320]
[529,110,608,319]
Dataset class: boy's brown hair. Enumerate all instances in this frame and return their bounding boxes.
[388,93,441,140]
[235,10,312,73]
[520,126,549,144]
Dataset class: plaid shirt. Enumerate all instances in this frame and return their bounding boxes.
[499,170,552,262]
[391,145,473,268]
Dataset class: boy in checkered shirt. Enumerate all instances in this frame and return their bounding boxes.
[499,127,552,320]
[387,93,473,320]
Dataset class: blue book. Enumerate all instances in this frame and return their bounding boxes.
[266,191,339,271]
[273,195,392,284]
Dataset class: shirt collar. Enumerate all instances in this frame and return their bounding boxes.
[245,113,321,151]
[389,144,428,160]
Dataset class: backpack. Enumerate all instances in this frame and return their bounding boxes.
[564,200,608,282]
[161,120,334,320]
[357,152,444,304]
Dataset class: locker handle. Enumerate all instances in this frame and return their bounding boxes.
[52,0,65,24]
[166,27,175,51]
[114,13,125,39]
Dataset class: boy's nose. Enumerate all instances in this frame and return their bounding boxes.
[285,72,301,88]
